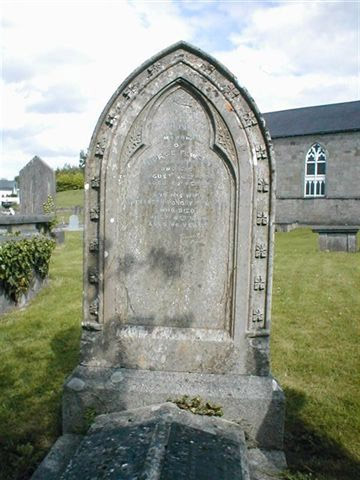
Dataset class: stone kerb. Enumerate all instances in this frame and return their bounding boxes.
[63,42,284,452]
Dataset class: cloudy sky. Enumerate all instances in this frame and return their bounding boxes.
[1,0,359,179]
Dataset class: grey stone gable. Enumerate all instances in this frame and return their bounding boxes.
[0,179,16,190]
[264,100,360,138]
[19,155,53,175]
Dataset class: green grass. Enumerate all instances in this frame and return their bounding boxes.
[272,229,360,479]
[56,189,84,209]
[55,190,84,224]
[0,233,82,479]
[0,228,359,479]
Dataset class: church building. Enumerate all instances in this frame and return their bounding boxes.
[264,101,360,228]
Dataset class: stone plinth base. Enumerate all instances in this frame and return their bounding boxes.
[312,226,359,252]
[62,366,285,450]
[34,403,286,479]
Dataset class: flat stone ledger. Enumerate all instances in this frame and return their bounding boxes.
[82,42,275,377]
[34,404,256,480]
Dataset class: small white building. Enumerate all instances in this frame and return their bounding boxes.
[0,179,19,205]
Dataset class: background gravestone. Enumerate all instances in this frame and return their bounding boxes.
[68,214,79,231]
[63,42,285,452]
[19,156,55,215]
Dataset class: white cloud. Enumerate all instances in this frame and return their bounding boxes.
[215,1,359,111]
[0,0,358,179]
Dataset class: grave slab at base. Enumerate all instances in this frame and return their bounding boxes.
[63,366,285,450]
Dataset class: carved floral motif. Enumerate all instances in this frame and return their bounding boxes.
[90,207,99,221]
[252,308,264,327]
[91,176,100,189]
[256,145,267,161]
[257,177,269,193]
[199,62,215,75]
[215,116,235,160]
[254,275,265,291]
[242,111,257,128]
[147,62,162,77]
[105,113,118,128]
[123,83,139,100]
[256,211,269,226]
[95,139,106,158]
[89,239,99,252]
[88,268,99,284]
[126,130,142,158]
[255,243,267,258]
[89,299,99,317]
[222,83,240,100]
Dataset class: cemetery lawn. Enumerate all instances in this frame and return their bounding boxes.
[0,228,359,479]
[0,232,82,480]
[56,189,84,209]
[272,228,360,480]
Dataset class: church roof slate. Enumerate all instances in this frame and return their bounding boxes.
[263,100,360,138]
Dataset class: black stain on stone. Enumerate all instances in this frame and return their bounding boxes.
[164,313,194,328]
[148,247,183,278]
[118,254,136,275]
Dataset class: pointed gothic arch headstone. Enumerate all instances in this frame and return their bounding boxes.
[64,42,285,451]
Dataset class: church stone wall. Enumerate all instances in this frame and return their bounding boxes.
[273,130,360,225]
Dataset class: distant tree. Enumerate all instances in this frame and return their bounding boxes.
[79,150,87,170]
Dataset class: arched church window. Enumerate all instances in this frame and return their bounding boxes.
[304,143,326,197]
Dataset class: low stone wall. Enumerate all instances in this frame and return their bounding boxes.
[0,214,54,235]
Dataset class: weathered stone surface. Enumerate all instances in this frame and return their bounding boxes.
[63,41,285,454]
[82,41,275,372]
[63,403,251,480]
[247,448,287,480]
[31,434,82,480]
[312,226,358,252]
[63,366,285,450]
[19,156,55,215]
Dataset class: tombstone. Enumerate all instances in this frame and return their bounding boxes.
[63,42,285,454]
[312,226,359,252]
[19,156,55,215]
[33,403,252,479]
[68,214,79,230]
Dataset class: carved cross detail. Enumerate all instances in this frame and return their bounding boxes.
[90,207,99,221]
[105,113,118,128]
[126,131,142,157]
[252,308,264,327]
[222,83,240,100]
[255,145,267,161]
[88,268,99,284]
[242,111,257,128]
[95,140,106,158]
[91,176,100,189]
[147,62,162,76]
[89,299,99,317]
[257,177,269,193]
[255,243,267,258]
[89,239,99,252]
[123,83,139,100]
[257,211,269,226]
[254,275,265,291]
[200,62,215,75]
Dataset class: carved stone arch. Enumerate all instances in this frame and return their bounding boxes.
[82,42,275,375]
[117,77,238,186]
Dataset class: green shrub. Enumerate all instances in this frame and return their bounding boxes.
[56,171,84,192]
[0,236,56,301]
